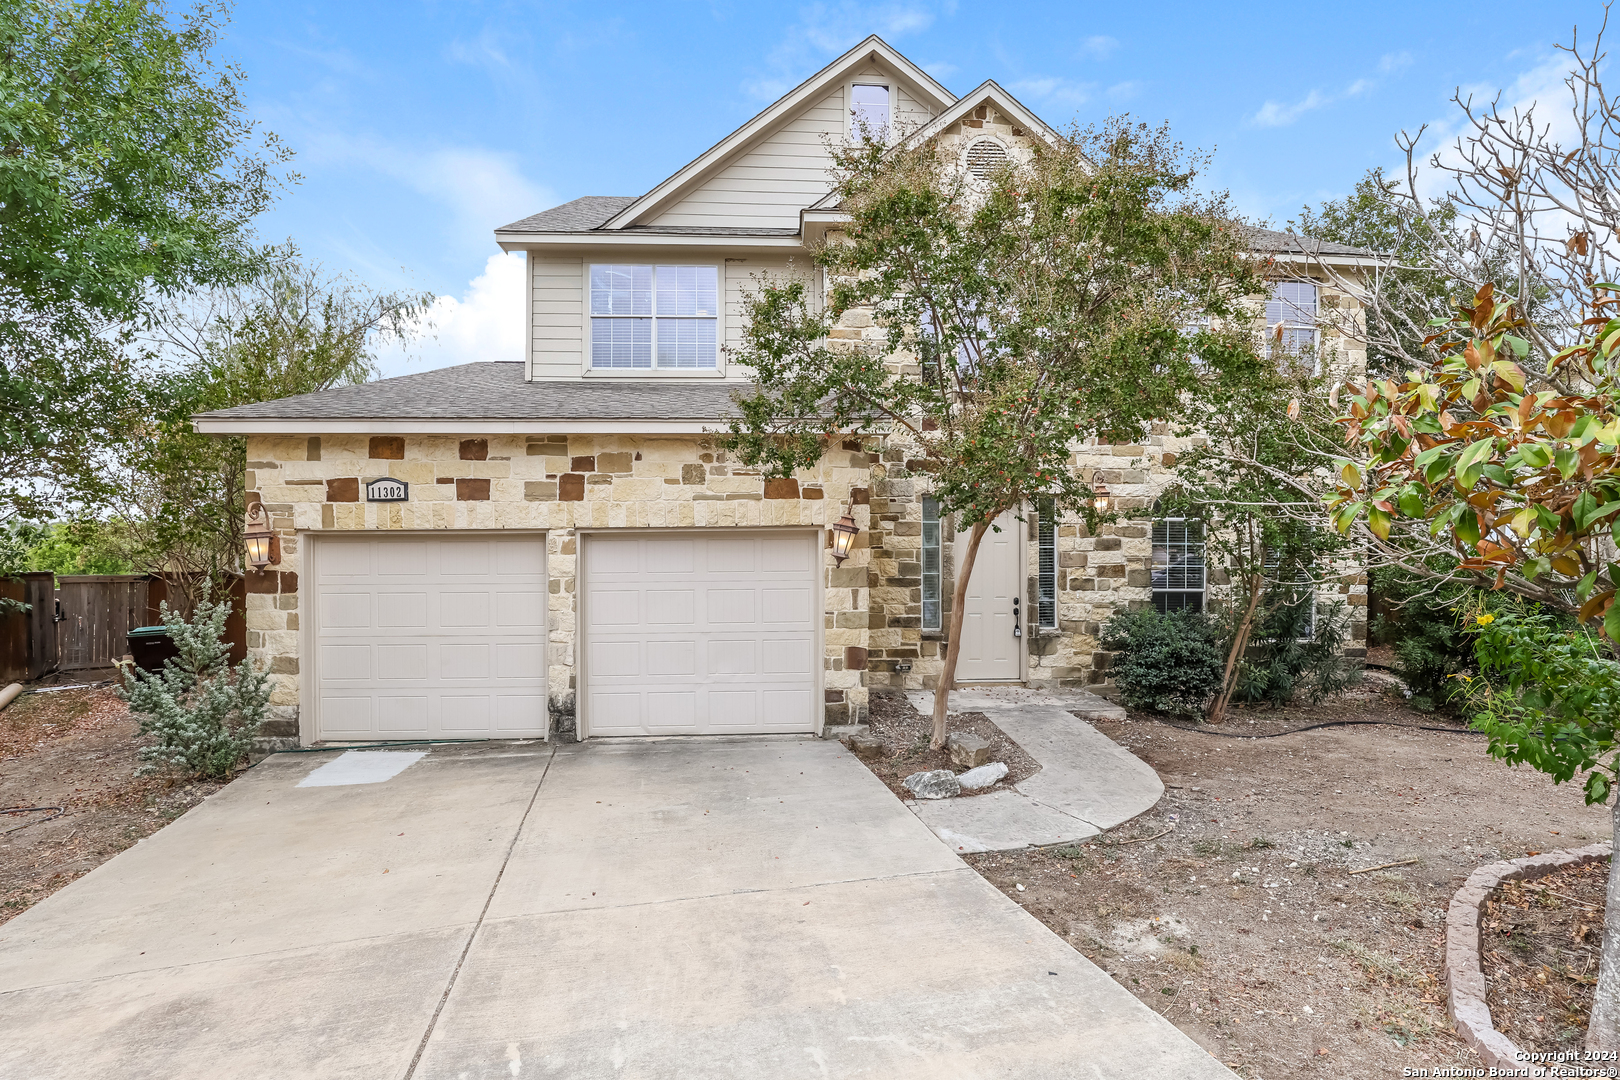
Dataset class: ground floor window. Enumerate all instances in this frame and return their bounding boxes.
[922,497,942,630]
[1264,546,1317,637]
[1151,518,1205,613]
[1037,499,1056,628]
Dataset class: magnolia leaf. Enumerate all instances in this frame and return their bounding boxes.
[1368,507,1392,541]
[1518,443,1552,468]
[1572,490,1599,529]
[1287,398,1300,420]
[1556,448,1582,481]
[1510,506,1537,538]
[1340,461,1362,489]
[1605,601,1620,642]
[1399,491,1426,517]
[1553,554,1583,576]
[1455,508,1481,546]
[1577,570,1601,603]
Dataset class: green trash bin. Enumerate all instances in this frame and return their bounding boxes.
[127,625,179,674]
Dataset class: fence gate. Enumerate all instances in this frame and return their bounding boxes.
[56,576,149,671]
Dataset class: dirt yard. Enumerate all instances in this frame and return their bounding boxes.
[867,676,1612,1078]
[0,675,224,925]
[859,694,1039,798]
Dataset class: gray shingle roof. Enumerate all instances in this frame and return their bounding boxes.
[498,196,639,233]
[195,363,746,421]
[1245,226,1381,259]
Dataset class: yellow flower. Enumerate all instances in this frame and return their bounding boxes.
[1476,614,1495,626]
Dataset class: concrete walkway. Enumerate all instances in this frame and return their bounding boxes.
[905,687,1164,853]
[0,736,1227,1079]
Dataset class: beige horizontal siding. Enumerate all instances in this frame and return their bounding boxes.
[530,254,584,380]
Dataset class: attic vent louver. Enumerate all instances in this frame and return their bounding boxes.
[966,139,1008,180]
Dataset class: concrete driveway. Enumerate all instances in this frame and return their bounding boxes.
[0,737,1230,1079]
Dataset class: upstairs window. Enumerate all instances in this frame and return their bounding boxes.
[1266,281,1318,363]
[850,83,890,141]
[1151,518,1205,613]
[590,264,718,370]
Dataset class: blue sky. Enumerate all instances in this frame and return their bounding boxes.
[223,0,1596,375]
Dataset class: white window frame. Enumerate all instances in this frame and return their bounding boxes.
[847,80,892,143]
[921,497,942,631]
[1151,517,1206,614]
[1263,547,1318,640]
[583,262,725,377]
[1265,280,1318,366]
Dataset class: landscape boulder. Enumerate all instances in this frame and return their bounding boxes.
[848,734,886,761]
[946,732,993,768]
[956,761,1009,791]
[902,769,961,799]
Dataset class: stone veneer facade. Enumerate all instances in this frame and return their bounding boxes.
[242,106,1369,742]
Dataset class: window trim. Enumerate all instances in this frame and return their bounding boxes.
[583,262,726,377]
[1151,517,1206,614]
[847,80,892,143]
[1036,498,1057,629]
[921,496,942,631]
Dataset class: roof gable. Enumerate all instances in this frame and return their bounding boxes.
[600,36,956,232]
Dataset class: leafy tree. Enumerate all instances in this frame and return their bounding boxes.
[0,520,133,576]
[121,596,268,779]
[725,118,1264,747]
[0,0,291,522]
[104,262,429,613]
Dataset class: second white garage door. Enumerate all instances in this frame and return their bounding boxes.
[311,534,549,741]
[582,530,819,736]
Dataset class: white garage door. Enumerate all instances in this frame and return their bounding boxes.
[311,534,548,741]
[583,531,819,737]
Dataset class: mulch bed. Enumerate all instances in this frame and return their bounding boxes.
[858,692,1040,799]
[1481,859,1609,1052]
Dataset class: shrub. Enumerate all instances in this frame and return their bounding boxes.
[1369,566,1515,711]
[1234,598,1355,707]
[1102,607,1227,717]
[121,597,269,780]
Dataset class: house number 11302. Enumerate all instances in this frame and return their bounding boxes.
[366,478,408,502]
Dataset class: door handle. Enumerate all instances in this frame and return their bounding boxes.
[1012,597,1022,638]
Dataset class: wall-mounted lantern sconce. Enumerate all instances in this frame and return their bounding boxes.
[830,513,860,566]
[1091,482,1112,512]
[244,504,277,572]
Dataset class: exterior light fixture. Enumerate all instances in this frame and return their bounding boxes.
[244,504,276,572]
[1092,482,1112,512]
[829,513,860,566]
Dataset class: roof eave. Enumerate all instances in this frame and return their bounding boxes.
[194,417,731,436]
[496,230,809,251]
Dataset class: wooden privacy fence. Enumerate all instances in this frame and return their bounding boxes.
[0,574,248,680]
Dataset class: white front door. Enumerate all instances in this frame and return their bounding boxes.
[310,534,550,741]
[581,530,819,737]
[954,511,1023,682]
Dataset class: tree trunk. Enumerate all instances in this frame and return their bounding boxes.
[932,520,989,750]
[1208,571,1264,725]
[1587,798,1620,1050]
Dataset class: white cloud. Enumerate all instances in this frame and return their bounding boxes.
[1081,35,1119,60]
[1010,76,1095,109]
[742,1,939,101]
[923,59,959,80]
[1252,89,1326,127]
[1380,51,1413,74]
[375,252,528,378]
[1106,80,1144,102]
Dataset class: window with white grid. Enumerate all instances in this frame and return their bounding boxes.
[590,264,718,369]
[1264,546,1317,638]
[921,497,942,631]
[850,83,890,141]
[1265,281,1317,363]
[1151,518,1205,613]
[1037,500,1057,628]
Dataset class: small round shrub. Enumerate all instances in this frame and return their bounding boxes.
[1101,607,1227,718]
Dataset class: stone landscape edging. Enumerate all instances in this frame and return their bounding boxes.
[1443,840,1613,1067]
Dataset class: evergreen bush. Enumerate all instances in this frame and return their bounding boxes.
[121,597,268,779]
[1234,598,1355,707]
[1102,607,1227,718]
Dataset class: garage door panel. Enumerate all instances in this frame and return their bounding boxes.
[440,695,492,731]
[645,538,695,574]
[314,536,547,741]
[646,692,697,732]
[320,644,372,681]
[590,590,640,625]
[376,542,427,576]
[706,590,755,624]
[644,590,694,624]
[495,643,546,679]
[377,592,428,628]
[646,640,697,676]
[582,532,817,736]
[376,696,429,733]
[762,638,813,675]
[495,541,546,577]
[375,644,427,681]
[496,592,546,627]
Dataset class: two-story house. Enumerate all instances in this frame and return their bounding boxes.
[195,36,1375,747]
